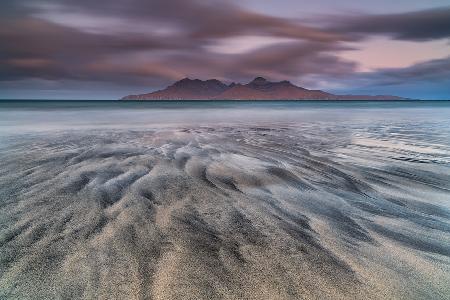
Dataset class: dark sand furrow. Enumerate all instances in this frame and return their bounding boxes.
[0,125,449,299]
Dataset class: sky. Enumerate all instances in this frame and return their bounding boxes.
[1,0,449,99]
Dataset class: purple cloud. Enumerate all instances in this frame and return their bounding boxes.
[0,0,449,98]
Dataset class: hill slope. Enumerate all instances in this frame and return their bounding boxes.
[122,77,406,100]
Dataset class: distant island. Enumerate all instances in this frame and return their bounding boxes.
[122,77,407,100]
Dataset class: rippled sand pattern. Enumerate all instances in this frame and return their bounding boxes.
[0,123,449,299]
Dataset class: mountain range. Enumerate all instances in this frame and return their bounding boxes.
[122,77,406,100]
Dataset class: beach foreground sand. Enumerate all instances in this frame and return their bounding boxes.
[0,124,449,299]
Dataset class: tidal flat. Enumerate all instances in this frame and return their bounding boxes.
[0,101,449,299]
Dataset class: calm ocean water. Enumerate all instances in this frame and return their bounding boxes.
[1,100,450,134]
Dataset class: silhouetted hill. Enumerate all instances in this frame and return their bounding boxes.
[122,77,407,100]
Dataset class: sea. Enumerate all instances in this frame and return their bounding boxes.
[1,100,450,132]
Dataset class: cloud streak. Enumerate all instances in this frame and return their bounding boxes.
[0,1,449,98]
[331,7,450,41]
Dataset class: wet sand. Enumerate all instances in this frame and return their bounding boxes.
[0,120,449,299]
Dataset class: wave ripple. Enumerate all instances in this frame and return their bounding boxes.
[0,124,449,299]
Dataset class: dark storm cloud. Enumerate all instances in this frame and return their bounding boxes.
[0,0,449,96]
[0,17,183,60]
[359,57,450,86]
[149,42,356,83]
[29,0,342,41]
[332,7,450,41]
[0,0,350,85]
[0,19,189,85]
[221,42,356,81]
[321,56,450,99]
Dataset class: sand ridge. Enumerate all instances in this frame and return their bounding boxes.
[0,124,449,299]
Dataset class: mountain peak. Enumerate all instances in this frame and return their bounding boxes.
[250,77,268,84]
[122,76,407,100]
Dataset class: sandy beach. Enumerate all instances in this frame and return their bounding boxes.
[0,102,450,299]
